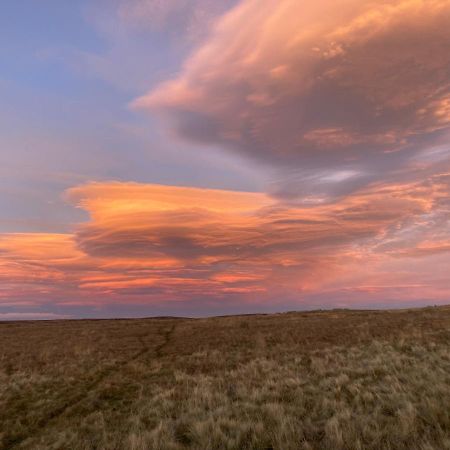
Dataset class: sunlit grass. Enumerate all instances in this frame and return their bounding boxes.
[1,307,449,449]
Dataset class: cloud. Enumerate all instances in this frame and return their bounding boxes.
[4,0,450,313]
[73,0,238,93]
[116,0,237,41]
[69,181,420,267]
[53,176,450,307]
[0,312,71,321]
[134,0,450,198]
[1,173,449,315]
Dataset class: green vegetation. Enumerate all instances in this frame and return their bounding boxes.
[1,306,449,449]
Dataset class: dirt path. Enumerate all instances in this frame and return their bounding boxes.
[5,322,177,450]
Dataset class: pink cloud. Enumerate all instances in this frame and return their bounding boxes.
[1,176,449,313]
[134,0,450,199]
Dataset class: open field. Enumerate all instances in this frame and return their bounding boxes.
[0,306,449,450]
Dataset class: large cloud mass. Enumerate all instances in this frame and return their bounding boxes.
[1,178,449,314]
[135,0,450,198]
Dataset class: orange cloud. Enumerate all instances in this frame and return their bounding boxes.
[2,176,449,314]
[67,181,272,217]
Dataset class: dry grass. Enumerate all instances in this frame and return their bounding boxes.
[0,306,449,449]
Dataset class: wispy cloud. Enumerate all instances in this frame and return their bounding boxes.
[69,0,237,92]
[116,0,237,41]
[0,312,71,321]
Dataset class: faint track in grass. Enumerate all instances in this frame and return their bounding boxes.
[4,322,177,450]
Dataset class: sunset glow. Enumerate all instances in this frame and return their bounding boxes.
[1,0,449,318]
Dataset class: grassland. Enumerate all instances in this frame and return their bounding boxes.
[0,306,449,449]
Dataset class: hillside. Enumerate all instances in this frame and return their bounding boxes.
[1,306,450,449]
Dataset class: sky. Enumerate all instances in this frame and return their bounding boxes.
[0,0,449,319]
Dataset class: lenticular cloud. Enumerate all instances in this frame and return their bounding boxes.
[135,0,450,198]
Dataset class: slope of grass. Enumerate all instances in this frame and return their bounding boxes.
[0,307,449,449]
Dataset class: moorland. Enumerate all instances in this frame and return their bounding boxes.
[1,306,450,449]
